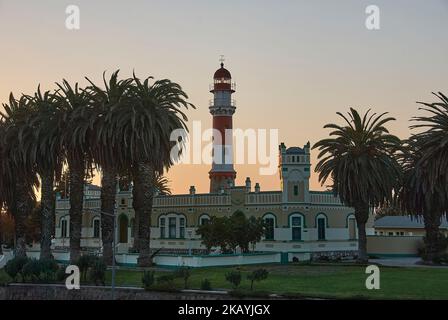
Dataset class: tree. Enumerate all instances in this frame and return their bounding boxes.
[399,92,448,263]
[0,209,15,253]
[1,94,38,257]
[196,211,266,254]
[131,171,171,251]
[196,216,232,253]
[313,108,402,262]
[55,80,94,263]
[86,70,134,265]
[111,74,194,266]
[24,87,64,260]
[247,268,269,290]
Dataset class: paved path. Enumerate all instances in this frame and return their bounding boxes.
[375,257,448,268]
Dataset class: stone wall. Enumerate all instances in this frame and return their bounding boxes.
[0,284,236,300]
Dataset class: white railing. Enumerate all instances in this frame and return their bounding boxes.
[310,192,342,205]
[246,192,282,205]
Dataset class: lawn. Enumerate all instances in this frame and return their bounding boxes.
[104,263,448,300]
[2,263,447,299]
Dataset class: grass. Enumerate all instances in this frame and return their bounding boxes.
[104,263,448,300]
[2,263,447,299]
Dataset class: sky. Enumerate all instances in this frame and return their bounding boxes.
[0,0,447,195]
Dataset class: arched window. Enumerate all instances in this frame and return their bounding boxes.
[199,214,211,226]
[179,217,185,238]
[316,214,327,240]
[60,217,68,238]
[93,218,100,238]
[160,217,166,239]
[289,213,304,241]
[119,215,129,243]
[347,214,357,240]
[130,218,135,238]
[169,217,177,238]
[263,214,276,240]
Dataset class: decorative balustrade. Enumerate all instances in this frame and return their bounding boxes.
[245,192,282,205]
[310,192,342,205]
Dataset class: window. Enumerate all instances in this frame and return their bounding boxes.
[160,218,166,239]
[317,217,326,240]
[291,216,302,241]
[93,219,100,238]
[169,217,176,238]
[265,218,274,240]
[121,198,126,206]
[61,219,68,238]
[130,218,135,237]
[179,218,185,238]
[293,185,299,196]
[348,217,356,239]
[200,217,210,225]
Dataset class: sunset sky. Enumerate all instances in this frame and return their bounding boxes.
[1,0,447,195]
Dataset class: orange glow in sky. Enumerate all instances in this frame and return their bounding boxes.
[1,1,447,195]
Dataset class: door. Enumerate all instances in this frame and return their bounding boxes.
[348,217,357,240]
[119,215,129,243]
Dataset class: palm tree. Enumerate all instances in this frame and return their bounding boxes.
[85,71,134,264]
[23,87,64,260]
[400,92,448,262]
[131,172,171,251]
[1,94,38,257]
[55,80,94,263]
[313,108,402,262]
[112,74,193,266]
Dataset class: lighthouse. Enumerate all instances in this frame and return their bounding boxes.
[209,60,237,193]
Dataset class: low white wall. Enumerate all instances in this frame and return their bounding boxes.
[116,252,281,268]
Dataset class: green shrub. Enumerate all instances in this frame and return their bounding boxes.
[89,258,107,286]
[142,271,155,290]
[200,278,212,291]
[153,273,178,292]
[39,258,59,282]
[22,259,42,282]
[0,271,12,286]
[75,255,94,282]
[56,267,68,282]
[247,268,269,290]
[225,270,242,289]
[5,256,31,281]
[175,267,191,289]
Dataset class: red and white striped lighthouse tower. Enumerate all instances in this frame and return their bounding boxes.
[209,59,237,193]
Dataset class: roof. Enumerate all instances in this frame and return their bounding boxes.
[214,63,232,79]
[286,147,305,154]
[375,216,448,229]
[86,184,101,191]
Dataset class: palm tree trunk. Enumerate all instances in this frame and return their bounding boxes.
[40,172,55,260]
[13,181,31,258]
[134,161,155,267]
[68,157,85,263]
[354,202,369,263]
[423,212,441,263]
[100,166,117,265]
[131,166,143,252]
[0,217,3,255]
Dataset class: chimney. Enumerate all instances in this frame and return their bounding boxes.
[254,183,260,193]
[189,185,196,195]
[245,177,251,193]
